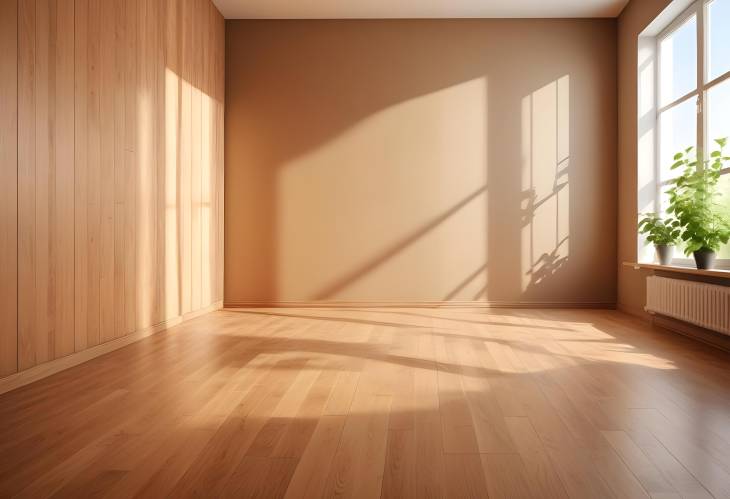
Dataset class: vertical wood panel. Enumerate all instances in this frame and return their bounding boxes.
[86,0,101,347]
[54,0,75,358]
[9,0,224,378]
[164,0,180,321]
[136,0,155,330]
[98,0,115,343]
[200,0,211,308]
[18,0,37,370]
[216,10,225,303]
[113,0,127,338]
[190,0,202,313]
[123,0,137,335]
[19,0,77,369]
[0,0,19,377]
[56,0,75,356]
[154,0,165,324]
[74,0,89,352]
[34,0,51,367]
[180,0,193,315]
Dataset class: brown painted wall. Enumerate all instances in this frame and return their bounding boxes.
[225,19,618,305]
[617,0,673,316]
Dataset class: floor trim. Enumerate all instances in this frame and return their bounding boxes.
[0,301,223,396]
[652,314,730,354]
[224,300,616,309]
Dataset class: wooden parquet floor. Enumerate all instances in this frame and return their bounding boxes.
[1,307,730,498]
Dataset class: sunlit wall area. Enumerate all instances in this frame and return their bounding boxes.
[277,78,488,302]
[225,19,617,306]
[521,77,572,298]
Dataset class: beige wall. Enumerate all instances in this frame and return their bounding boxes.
[0,0,224,380]
[617,0,673,316]
[225,19,618,305]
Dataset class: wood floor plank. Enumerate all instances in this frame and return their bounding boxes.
[504,417,568,499]
[322,391,392,499]
[381,428,416,499]
[481,453,534,499]
[283,415,346,499]
[0,308,729,498]
[601,430,680,499]
[444,453,490,499]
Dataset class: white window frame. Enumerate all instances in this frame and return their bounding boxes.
[654,0,730,267]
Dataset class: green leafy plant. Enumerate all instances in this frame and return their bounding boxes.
[638,213,680,246]
[665,138,730,255]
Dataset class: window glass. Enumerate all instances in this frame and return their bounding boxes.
[660,15,697,105]
[659,98,696,182]
[707,77,730,147]
[707,0,730,81]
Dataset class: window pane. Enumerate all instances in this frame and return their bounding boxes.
[660,15,697,106]
[717,175,730,259]
[708,0,730,82]
[659,98,696,182]
[707,77,730,148]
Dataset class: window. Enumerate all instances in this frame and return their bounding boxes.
[655,0,730,262]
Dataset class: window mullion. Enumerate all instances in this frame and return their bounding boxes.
[657,90,699,114]
[704,69,730,90]
[697,0,705,169]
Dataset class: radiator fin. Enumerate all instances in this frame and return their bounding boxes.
[646,276,730,335]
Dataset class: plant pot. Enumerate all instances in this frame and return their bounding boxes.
[693,248,717,270]
[655,244,674,265]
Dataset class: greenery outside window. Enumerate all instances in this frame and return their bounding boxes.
[655,0,730,264]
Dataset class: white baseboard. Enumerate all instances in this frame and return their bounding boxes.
[0,301,223,396]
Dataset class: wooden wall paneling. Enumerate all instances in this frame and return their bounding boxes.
[136,0,156,330]
[34,0,51,366]
[7,0,224,380]
[154,0,166,325]
[74,0,89,352]
[164,0,180,321]
[201,0,212,309]
[0,0,19,377]
[206,1,216,306]
[123,0,138,336]
[180,0,193,315]
[113,0,127,339]
[216,9,224,303]
[54,0,75,358]
[99,0,116,343]
[86,0,101,348]
[190,0,203,313]
[151,0,160,328]
[181,0,189,314]
[18,0,76,369]
[211,2,222,304]
[18,0,37,370]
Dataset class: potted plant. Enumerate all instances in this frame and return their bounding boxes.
[665,138,730,270]
[638,213,680,265]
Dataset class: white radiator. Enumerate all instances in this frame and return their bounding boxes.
[646,276,730,335]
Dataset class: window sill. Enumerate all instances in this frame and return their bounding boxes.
[624,262,730,280]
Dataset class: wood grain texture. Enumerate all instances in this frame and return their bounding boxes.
[1,307,730,498]
[0,0,19,377]
[7,0,224,378]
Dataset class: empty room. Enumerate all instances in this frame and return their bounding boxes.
[1,0,730,497]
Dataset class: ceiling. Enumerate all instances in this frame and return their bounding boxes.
[213,0,630,19]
